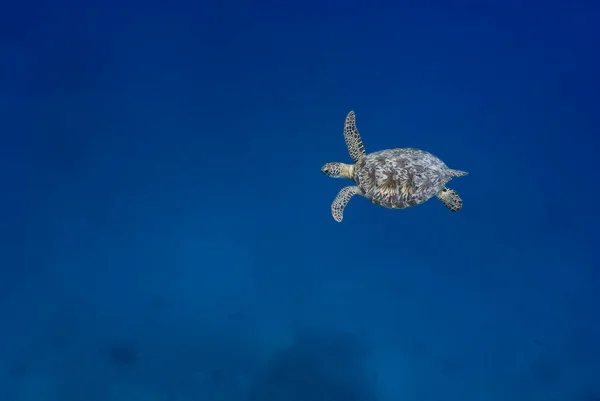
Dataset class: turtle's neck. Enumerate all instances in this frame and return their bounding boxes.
[340,163,355,180]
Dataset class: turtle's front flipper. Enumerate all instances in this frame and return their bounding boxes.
[436,187,463,212]
[331,186,362,222]
[344,111,366,163]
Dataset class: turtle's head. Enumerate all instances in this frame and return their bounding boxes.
[321,162,354,179]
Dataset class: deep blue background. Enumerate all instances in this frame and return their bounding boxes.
[1,0,599,400]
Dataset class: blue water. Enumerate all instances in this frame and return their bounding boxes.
[1,0,599,400]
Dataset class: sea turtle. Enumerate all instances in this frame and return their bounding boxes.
[321,110,468,222]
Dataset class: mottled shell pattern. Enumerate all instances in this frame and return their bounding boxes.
[354,148,453,209]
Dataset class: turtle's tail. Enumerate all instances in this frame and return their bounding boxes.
[449,169,468,177]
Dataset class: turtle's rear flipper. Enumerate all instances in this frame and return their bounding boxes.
[436,188,463,212]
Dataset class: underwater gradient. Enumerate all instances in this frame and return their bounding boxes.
[1,0,599,400]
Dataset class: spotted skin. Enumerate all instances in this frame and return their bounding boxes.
[331,186,363,222]
[355,148,465,209]
[344,111,366,163]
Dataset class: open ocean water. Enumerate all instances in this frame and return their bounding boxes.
[1,0,599,400]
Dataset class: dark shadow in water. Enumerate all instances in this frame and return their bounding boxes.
[104,342,139,368]
[248,328,377,401]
